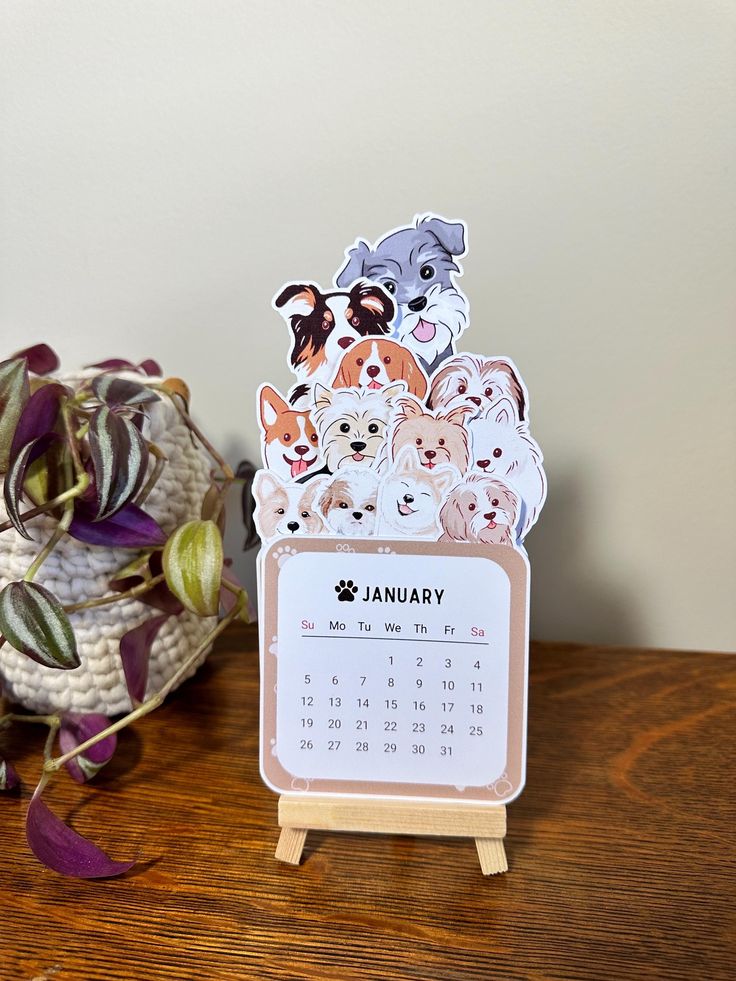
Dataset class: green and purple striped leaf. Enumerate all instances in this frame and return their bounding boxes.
[26,790,134,878]
[0,758,20,791]
[120,614,169,704]
[88,405,149,521]
[0,581,79,669]
[91,374,160,408]
[10,343,60,375]
[3,433,59,539]
[68,502,167,549]
[163,519,223,617]
[59,713,117,783]
[0,357,30,472]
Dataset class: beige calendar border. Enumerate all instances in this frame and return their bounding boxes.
[259,537,529,804]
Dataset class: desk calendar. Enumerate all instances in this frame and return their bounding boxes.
[260,538,529,803]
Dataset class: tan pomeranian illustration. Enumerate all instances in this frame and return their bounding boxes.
[390,397,471,473]
[438,473,519,546]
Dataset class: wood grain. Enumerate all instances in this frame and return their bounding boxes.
[2,625,735,980]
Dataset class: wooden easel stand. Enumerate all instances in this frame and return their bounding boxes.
[275,795,508,875]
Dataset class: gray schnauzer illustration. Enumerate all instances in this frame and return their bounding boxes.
[335,213,469,376]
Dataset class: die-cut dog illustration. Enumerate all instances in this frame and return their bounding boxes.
[438,473,519,546]
[332,337,428,400]
[428,353,527,420]
[312,382,406,472]
[252,470,328,542]
[257,384,322,480]
[377,445,458,539]
[390,397,471,474]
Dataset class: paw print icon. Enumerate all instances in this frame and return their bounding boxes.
[335,579,358,602]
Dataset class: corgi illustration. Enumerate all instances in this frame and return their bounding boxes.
[258,384,322,481]
[377,445,458,539]
[252,470,328,542]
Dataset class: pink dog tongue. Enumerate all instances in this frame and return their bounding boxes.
[290,459,308,478]
[412,319,436,342]
[352,453,365,462]
[398,503,413,515]
[368,380,382,390]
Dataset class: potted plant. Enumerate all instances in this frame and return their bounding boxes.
[0,343,248,877]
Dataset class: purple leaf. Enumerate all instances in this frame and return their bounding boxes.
[68,502,167,549]
[138,359,162,376]
[88,405,149,520]
[11,343,60,375]
[26,791,134,878]
[84,358,135,371]
[59,713,117,783]
[91,374,160,408]
[120,614,168,704]
[3,433,58,539]
[9,382,67,459]
[0,758,20,791]
[0,580,79,669]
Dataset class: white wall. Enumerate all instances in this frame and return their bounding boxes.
[1,1,734,651]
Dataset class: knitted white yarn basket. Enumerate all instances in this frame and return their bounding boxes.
[0,375,216,714]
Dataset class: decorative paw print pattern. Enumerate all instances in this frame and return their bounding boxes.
[376,545,396,554]
[335,579,358,602]
[272,544,298,568]
[488,773,513,797]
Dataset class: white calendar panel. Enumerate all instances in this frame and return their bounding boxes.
[260,539,528,804]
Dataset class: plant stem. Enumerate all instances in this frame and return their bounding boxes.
[0,713,60,729]
[134,443,167,508]
[61,401,86,481]
[64,572,166,613]
[44,595,245,774]
[23,505,73,582]
[42,718,60,762]
[0,474,89,535]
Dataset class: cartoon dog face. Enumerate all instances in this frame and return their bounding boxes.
[312,382,405,472]
[335,214,469,376]
[467,399,546,538]
[391,397,470,473]
[258,384,321,480]
[438,473,519,546]
[332,338,428,400]
[252,471,328,541]
[317,467,380,536]
[377,445,458,539]
[274,281,394,386]
[428,354,527,420]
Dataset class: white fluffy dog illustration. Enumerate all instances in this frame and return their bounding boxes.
[317,468,380,536]
[438,473,520,547]
[312,382,405,472]
[427,353,527,420]
[252,470,328,542]
[377,445,458,539]
[467,399,546,539]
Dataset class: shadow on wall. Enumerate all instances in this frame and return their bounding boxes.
[527,467,640,646]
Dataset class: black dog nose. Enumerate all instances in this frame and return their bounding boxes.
[424,449,437,460]
[352,511,363,520]
[287,521,299,533]
[366,365,380,378]
[294,444,309,456]
[351,441,366,452]
[408,296,427,312]
[469,396,482,405]
[338,336,354,349]
[403,494,414,504]
[484,511,497,521]
[477,459,490,470]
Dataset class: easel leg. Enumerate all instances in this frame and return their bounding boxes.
[275,826,308,865]
[475,837,508,875]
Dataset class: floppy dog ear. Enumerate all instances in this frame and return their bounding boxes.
[332,351,354,389]
[350,281,395,324]
[488,359,526,421]
[439,494,468,542]
[273,283,318,320]
[335,240,371,288]
[259,385,288,429]
[418,215,466,258]
[400,352,428,400]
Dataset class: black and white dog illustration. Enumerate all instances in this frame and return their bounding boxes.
[273,281,394,401]
[335,214,469,376]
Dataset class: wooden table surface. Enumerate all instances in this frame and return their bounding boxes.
[2,625,734,981]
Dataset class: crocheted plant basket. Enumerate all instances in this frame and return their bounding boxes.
[0,351,243,716]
